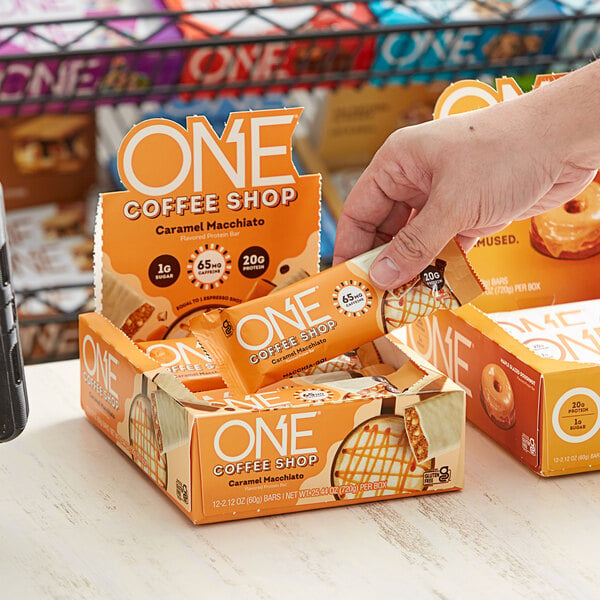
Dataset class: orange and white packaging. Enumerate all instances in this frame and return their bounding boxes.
[79,311,466,524]
[407,302,600,476]
[514,329,600,363]
[297,340,382,377]
[137,337,224,392]
[189,358,430,411]
[192,238,483,396]
[488,299,599,337]
[434,74,600,312]
[404,74,600,477]
[136,337,384,394]
[489,299,600,363]
[97,108,321,342]
[79,105,469,523]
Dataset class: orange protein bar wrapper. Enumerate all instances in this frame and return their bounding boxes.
[192,239,483,396]
[137,337,224,392]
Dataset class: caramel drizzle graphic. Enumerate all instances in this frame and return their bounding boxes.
[129,396,168,489]
[343,383,389,402]
[306,355,360,375]
[384,280,459,331]
[334,421,425,498]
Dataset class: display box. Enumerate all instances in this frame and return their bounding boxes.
[0,0,183,115]
[406,304,600,477]
[0,114,96,210]
[165,0,375,97]
[80,312,466,524]
[97,108,322,342]
[405,73,600,476]
[79,106,467,523]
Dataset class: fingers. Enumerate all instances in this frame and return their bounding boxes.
[333,131,428,264]
[517,168,597,220]
[456,234,480,252]
[368,197,457,289]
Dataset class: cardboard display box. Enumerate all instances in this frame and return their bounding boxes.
[80,312,466,524]
[406,304,600,476]
[79,107,468,523]
[406,74,600,476]
[0,114,96,210]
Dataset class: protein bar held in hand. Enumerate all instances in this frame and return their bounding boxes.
[192,239,483,396]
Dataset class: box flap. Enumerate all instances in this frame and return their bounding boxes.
[455,304,597,374]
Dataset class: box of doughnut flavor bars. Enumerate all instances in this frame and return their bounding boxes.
[406,75,600,476]
[78,108,483,523]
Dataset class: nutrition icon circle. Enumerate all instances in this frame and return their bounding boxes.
[332,280,373,317]
[187,243,232,290]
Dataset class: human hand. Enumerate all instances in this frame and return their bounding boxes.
[333,63,600,289]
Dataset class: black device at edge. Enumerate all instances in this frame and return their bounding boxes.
[0,185,28,442]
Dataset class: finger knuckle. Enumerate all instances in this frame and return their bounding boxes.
[391,229,430,263]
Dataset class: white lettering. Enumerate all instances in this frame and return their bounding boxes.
[251,115,295,187]
[213,413,317,461]
[82,333,119,401]
[122,122,191,196]
[192,118,245,190]
[237,289,332,351]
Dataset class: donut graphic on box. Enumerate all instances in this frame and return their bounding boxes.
[479,363,516,430]
[530,180,600,260]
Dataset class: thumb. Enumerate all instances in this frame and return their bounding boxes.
[369,202,456,289]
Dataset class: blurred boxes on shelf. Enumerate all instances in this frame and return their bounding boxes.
[164,0,375,97]
[0,113,97,210]
[370,0,564,83]
[0,110,97,361]
[554,1,600,71]
[6,202,94,363]
[0,0,183,115]
[294,82,444,221]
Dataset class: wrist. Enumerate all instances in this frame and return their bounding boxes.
[523,61,600,169]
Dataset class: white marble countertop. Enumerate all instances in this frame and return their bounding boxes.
[1,360,599,600]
